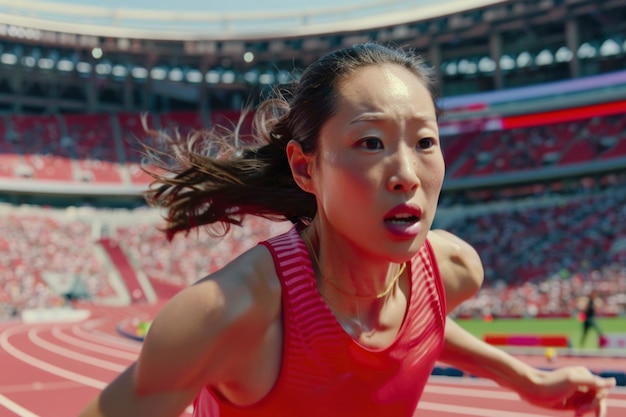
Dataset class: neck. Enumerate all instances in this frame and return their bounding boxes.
[302,221,410,342]
[303,222,405,300]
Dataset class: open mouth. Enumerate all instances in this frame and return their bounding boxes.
[384,213,420,224]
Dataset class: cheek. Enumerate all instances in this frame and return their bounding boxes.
[429,164,446,191]
[424,154,446,188]
[325,165,378,200]
[317,160,380,208]
[418,157,445,214]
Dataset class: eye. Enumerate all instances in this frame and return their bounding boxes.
[418,137,435,149]
[358,137,384,150]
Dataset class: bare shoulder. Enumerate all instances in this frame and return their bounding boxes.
[134,243,281,395]
[427,229,484,312]
[427,229,480,261]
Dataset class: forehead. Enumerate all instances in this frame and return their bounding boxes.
[333,63,436,120]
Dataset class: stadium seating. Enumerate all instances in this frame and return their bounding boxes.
[0,208,117,319]
[117,112,157,185]
[0,110,624,186]
[1,109,625,319]
[159,110,207,138]
[116,217,291,290]
[446,114,626,178]
[1,188,625,319]
[9,114,73,181]
[447,190,626,281]
[63,113,124,184]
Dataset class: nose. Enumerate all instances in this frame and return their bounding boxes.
[386,147,420,193]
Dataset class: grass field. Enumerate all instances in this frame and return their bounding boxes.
[456,317,626,350]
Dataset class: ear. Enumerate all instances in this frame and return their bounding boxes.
[286,139,316,194]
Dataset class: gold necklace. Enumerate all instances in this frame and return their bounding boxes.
[302,231,406,300]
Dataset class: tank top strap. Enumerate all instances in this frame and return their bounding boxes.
[402,239,447,339]
[259,226,315,290]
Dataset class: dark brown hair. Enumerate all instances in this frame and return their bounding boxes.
[144,42,440,240]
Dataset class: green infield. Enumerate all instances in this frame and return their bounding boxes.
[456,316,625,350]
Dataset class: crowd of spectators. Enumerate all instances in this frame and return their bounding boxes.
[444,181,626,318]
[117,217,291,287]
[448,114,626,178]
[451,264,626,320]
[1,110,625,320]
[1,180,625,321]
[1,111,625,184]
[447,185,626,286]
[0,205,115,320]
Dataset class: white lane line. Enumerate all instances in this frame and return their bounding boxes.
[424,384,520,400]
[418,401,551,417]
[28,328,126,372]
[425,383,626,408]
[77,317,110,333]
[0,393,40,417]
[0,381,81,394]
[428,375,499,386]
[52,327,138,360]
[608,398,626,408]
[73,323,141,351]
[0,325,107,389]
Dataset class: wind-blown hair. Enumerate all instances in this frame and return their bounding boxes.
[144,42,441,240]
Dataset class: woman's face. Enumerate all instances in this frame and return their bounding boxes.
[311,63,445,262]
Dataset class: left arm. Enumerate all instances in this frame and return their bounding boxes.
[428,229,616,417]
[440,318,614,415]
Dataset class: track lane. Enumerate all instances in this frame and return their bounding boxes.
[419,377,626,417]
[2,305,624,417]
[0,313,189,417]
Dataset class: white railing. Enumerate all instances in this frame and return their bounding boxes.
[0,0,504,39]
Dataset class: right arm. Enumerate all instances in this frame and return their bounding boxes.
[78,362,199,417]
[79,246,281,417]
[79,278,230,417]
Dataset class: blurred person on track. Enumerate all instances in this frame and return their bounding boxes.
[79,43,616,417]
[580,290,604,348]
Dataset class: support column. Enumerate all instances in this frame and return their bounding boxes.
[489,31,503,90]
[10,69,23,113]
[123,72,133,111]
[429,40,443,93]
[566,19,580,79]
[85,75,97,113]
[141,54,157,112]
[199,58,209,125]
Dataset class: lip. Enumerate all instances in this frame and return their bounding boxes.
[384,203,422,220]
[383,203,422,238]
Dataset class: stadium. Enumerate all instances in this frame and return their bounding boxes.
[0,0,625,416]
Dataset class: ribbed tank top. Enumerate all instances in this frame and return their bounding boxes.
[193,226,446,417]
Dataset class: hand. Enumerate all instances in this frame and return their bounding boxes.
[520,366,616,417]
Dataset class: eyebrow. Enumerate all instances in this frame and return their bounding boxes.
[348,113,437,125]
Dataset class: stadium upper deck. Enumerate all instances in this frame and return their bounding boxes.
[0,0,624,204]
[0,0,503,39]
[0,0,624,112]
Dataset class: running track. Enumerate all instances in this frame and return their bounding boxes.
[1,304,625,417]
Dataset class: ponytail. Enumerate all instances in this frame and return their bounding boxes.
[143,98,316,241]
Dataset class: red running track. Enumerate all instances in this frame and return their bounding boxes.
[1,304,625,417]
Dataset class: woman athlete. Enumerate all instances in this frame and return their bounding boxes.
[80,43,615,417]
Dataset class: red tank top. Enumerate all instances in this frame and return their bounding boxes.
[193,226,446,417]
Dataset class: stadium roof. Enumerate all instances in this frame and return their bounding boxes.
[0,0,503,39]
